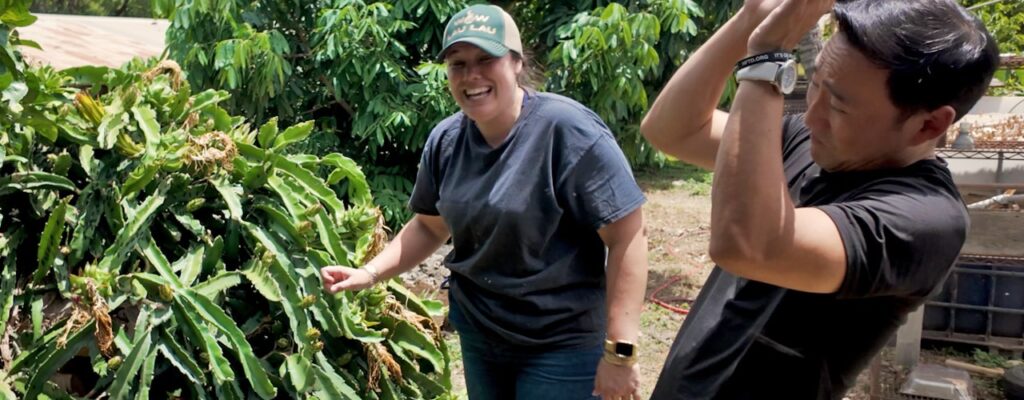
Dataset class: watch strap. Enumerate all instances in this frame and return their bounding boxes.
[736,61,782,84]
[735,51,795,71]
[602,339,638,367]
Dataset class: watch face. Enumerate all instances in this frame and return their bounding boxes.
[779,60,798,95]
[614,342,635,357]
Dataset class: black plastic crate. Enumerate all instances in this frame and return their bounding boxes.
[923,255,1024,352]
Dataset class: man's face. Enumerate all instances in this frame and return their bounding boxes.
[803,33,919,172]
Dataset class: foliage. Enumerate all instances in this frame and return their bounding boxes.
[0,3,452,398]
[544,0,706,166]
[963,0,1024,53]
[961,0,1024,96]
[156,0,467,228]
[990,67,1024,96]
[157,0,744,227]
[29,0,153,17]
[972,348,1012,369]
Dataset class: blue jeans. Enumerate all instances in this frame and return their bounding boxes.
[452,302,602,400]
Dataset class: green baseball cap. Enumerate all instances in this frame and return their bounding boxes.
[438,4,523,61]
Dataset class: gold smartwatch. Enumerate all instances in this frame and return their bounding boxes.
[602,339,638,367]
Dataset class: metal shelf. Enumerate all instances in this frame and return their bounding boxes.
[937,148,1024,160]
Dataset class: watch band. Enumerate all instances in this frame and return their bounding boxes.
[602,339,638,367]
[602,351,638,367]
[735,51,795,71]
[736,62,782,84]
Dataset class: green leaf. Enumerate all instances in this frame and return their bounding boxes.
[1,4,37,27]
[244,222,313,345]
[131,105,162,158]
[389,321,444,373]
[321,153,371,206]
[271,155,345,217]
[182,289,278,399]
[0,172,76,197]
[97,190,165,273]
[296,259,342,337]
[312,209,349,266]
[256,117,279,149]
[0,239,19,336]
[134,347,159,400]
[173,212,205,238]
[286,353,314,393]
[23,324,94,399]
[171,299,235,384]
[312,359,361,400]
[97,110,127,150]
[202,236,224,273]
[140,237,184,289]
[188,90,231,113]
[272,120,315,150]
[387,280,442,317]
[109,317,154,400]
[33,197,69,284]
[193,271,243,299]
[398,356,448,398]
[15,38,41,50]
[175,245,205,287]
[213,177,244,221]
[1,80,26,103]
[31,296,42,341]
[121,162,159,197]
[255,202,307,249]
[240,259,282,302]
[157,327,207,386]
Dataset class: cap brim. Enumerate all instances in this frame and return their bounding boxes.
[436,38,510,61]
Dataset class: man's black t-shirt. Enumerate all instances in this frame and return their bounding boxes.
[651,115,968,400]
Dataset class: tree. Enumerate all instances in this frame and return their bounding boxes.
[158,0,743,227]
[0,2,453,397]
[29,0,153,17]
[156,0,466,227]
[962,0,1024,96]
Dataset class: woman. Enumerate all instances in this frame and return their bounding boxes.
[321,4,648,400]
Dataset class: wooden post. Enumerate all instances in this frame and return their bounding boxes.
[895,305,925,369]
[869,354,883,400]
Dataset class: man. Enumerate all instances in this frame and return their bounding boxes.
[641,0,999,399]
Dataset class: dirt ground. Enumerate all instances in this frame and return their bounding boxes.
[402,162,1018,399]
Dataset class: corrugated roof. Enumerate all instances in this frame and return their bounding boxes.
[17,13,169,70]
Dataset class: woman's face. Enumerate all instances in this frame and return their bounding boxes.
[444,43,522,125]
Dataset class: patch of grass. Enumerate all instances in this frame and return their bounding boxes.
[635,162,713,196]
[972,348,1011,369]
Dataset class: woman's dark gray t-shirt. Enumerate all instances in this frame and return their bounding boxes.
[408,92,645,349]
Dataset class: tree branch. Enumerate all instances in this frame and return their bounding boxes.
[318,75,354,116]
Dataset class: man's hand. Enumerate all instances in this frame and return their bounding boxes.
[742,0,788,22]
[747,0,833,54]
[321,266,374,293]
[593,359,641,400]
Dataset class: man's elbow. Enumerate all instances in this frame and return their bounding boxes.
[708,235,776,277]
[639,114,660,144]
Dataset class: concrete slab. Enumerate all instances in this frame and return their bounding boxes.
[16,13,168,70]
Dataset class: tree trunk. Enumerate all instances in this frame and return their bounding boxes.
[113,0,130,16]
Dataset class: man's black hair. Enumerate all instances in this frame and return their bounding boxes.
[834,0,1000,121]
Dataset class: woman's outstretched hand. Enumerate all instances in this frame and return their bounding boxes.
[321,266,375,293]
